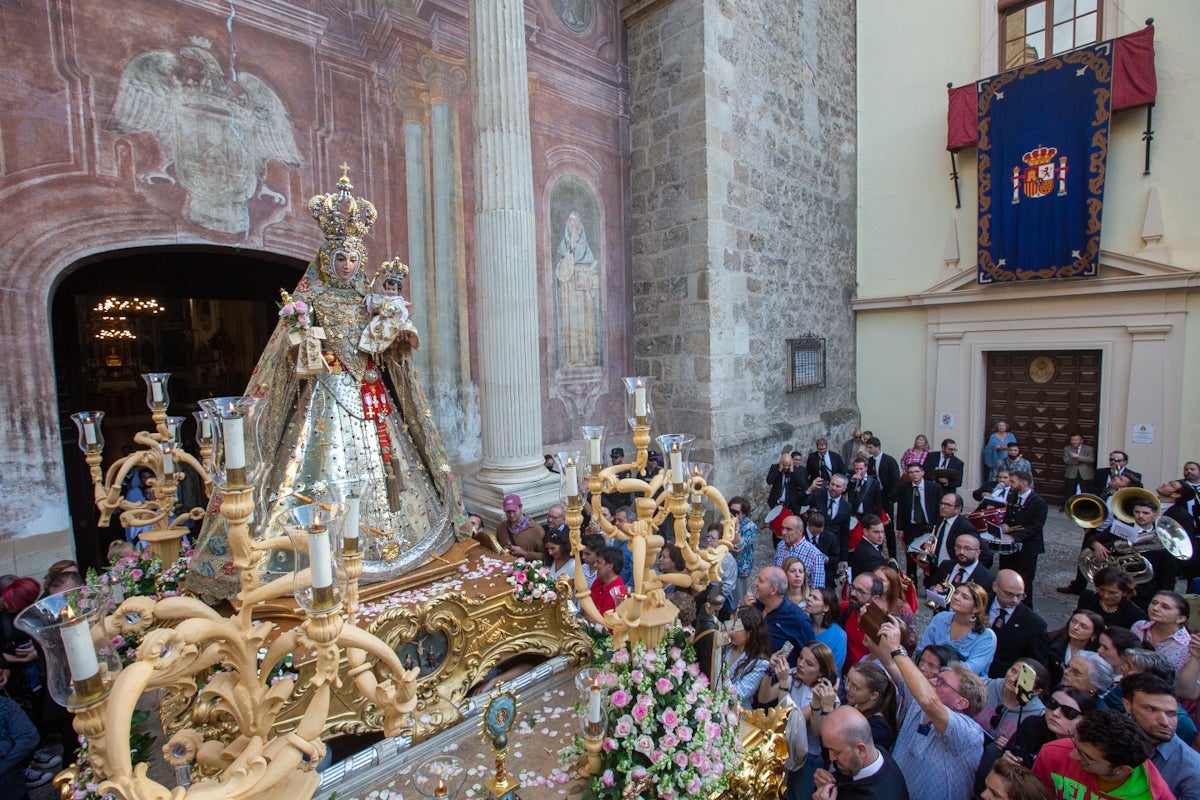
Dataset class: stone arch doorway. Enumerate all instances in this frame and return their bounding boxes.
[52,246,304,570]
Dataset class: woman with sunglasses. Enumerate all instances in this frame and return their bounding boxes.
[972,685,1096,796]
[721,605,773,708]
[728,496,758,604]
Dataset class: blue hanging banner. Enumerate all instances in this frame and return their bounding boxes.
[977,43,1113,284]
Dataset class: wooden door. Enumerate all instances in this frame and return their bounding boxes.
[984,351,1101,504]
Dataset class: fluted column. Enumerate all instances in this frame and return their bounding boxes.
[463,0,554,518]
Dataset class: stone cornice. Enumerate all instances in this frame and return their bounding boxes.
[853,251,1200,312]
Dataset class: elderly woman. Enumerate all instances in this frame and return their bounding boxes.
[1061,650,1115,697]
[918,582,998,675]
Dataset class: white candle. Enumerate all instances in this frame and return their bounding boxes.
[161,445,175,476]
[201,416,212,439]
[223,413,246,471]
[634,380,647,417]
[83,419,97,445]
[309,527,334,588]
[61,610,99,681]
[588,679,602,724]
[565,458,578,498]
[670,443,684,484]
[344,494,361,543]
[151,379,163,402]
[589,438,602,466]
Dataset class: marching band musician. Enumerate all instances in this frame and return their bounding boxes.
[973,467,1013,509]
[926,532,995,610]
[1081,494,1176,606]
[998,470,1047,608]
[896,463,943,591]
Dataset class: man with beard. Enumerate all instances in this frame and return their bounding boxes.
[1122,672,1200,800]
[927,532,994,610]
[814,706,910,800]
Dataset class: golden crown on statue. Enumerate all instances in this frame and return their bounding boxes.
[379,258,411,281]
[1022,145,1058,167]
[308,162,378,244]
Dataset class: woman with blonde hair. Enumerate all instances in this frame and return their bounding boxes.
[873,565,917,651]
[781,556,810,609]
[918,581,997,675]
[901,434,932,473]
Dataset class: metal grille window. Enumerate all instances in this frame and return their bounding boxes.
[788,337,825,391]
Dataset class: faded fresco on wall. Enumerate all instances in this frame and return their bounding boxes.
[548,175,605,420]
[109,37,301,235]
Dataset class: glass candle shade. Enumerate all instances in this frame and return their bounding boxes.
[142,372,171,409]
[14,583,120,709]
[555,451,583,503]
[581,426,606,474]
[165,415,186,442]
[413,755,467,799]
[192,409,213,446]
[655,434,695,492]
[198,396,265,490]
[332,476,370,555]
[70,411,106,452]
[621,376,653,429]
[283,502,348,613]
[686,461,713,506]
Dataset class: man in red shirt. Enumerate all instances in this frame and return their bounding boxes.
[1033,709,1173,800]
[589,546,628,618]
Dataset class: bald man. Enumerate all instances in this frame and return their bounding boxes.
[815,706,910,800]
[987,569,1050,679]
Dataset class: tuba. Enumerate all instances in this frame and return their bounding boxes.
[1078,541,1153,584]
[1109,487,1161,525]
[1065,493,1110,528]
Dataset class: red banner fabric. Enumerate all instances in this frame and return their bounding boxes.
[946,25,1155,152]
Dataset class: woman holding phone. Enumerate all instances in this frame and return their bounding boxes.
[758,641,840,800]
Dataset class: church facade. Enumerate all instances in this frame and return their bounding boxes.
[0,0,859,577]
[856,1,1200,500]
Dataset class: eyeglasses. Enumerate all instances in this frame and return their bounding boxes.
[1070,734,1105,768]
[1044,695,1083,721]
[929,670,966,698]
[995,586,1026,600]
[1110,457,1126,463]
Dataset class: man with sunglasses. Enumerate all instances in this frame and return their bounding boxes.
[1033,709,1171,800]
[1090,451,1144,495]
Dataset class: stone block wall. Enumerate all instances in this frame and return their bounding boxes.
[627,0,859,512]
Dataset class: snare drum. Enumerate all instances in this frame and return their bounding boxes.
[965,506,1006,533]
[980,531,1022,555]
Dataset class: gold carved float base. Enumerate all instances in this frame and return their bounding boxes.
[161,540,592,744]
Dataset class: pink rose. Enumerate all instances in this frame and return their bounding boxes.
[691,750,705,768]
[634,735,654,755]
[660,733,678,750]
[613,717,633,737]
[601,769,615,787]
[676,725,693,742]
[656,677,673,693]
[630,669,644,684]
[631,704,649,723]
[661,708,678,728]
[610,689,631,708]
[294,301,308,313]
[673,751,688,768]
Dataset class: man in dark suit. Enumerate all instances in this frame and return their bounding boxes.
[999,470,1047,608]
[928,492,987,574]
[816,706,911,800]
[987,569,1050,678]
[1088,450,1143,495]
[895,462,943,587]
[766,446,807,534]
[973,467,1013,508]
[806,438,846,484]
[804,511,840,568]
[927,532,994,609]
[848,457,884,519]
[808,473,854,565]
[848,515,890,577]
[923,438,965,492]
[864,437,901,556]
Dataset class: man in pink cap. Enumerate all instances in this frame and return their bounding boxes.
[495,493,545,560]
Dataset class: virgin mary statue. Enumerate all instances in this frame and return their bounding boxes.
[188,168,470,599]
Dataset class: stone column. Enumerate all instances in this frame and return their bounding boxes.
[394,82,434,386]
[462,0,555,521]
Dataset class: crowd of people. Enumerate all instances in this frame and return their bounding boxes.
[719,428,1200,800]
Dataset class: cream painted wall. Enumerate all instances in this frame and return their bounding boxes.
[856,308,928,452]
[857,1,1200,473]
